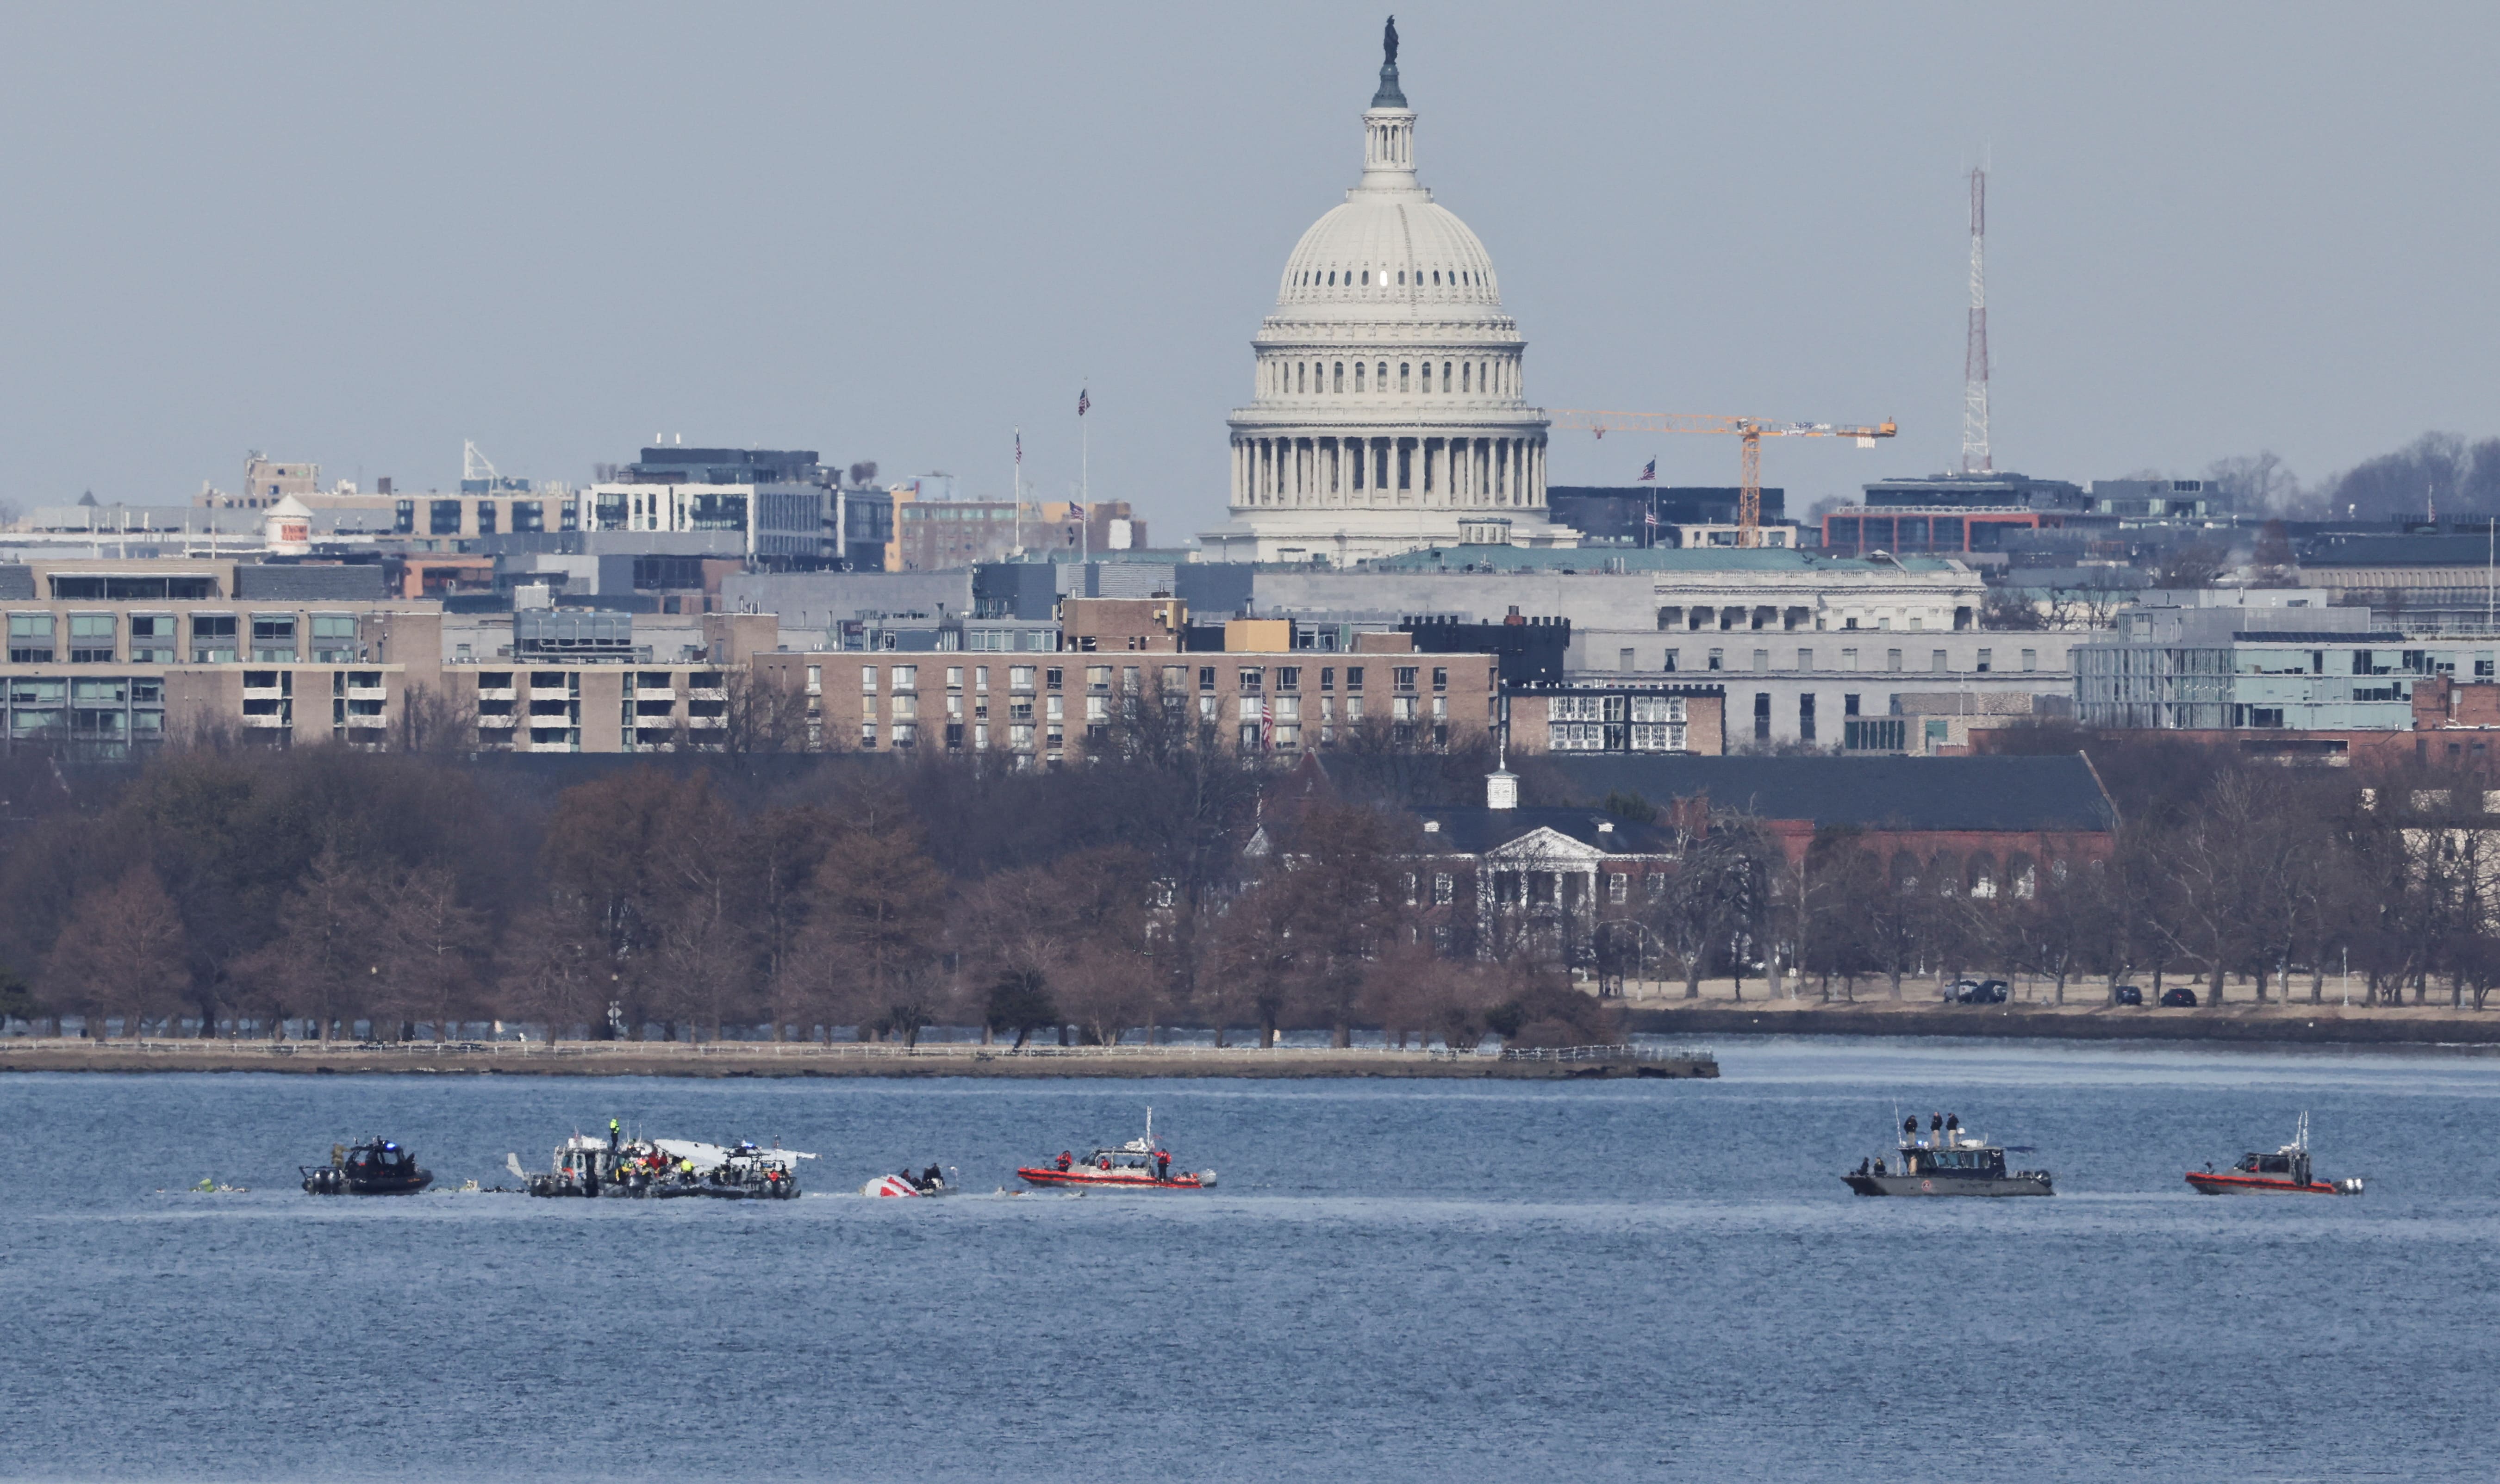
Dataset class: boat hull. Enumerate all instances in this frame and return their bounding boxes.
[1843,1173,2052,1198]
[1017,1167,1211,1190]
[302,1167,432,1195]
[2185,1172,2353,1195]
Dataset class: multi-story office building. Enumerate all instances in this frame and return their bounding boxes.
[2070,596,2458,732]
[754,633,1496,767]
[580,447,891,569]
[0,559,440,753]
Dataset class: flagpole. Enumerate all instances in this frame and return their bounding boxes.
[1080,392,1090,566]
[1013,427,1022,557]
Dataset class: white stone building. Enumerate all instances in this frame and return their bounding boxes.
[1198,41,1576,565]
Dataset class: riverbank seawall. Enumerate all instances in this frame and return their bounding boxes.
[1624,1000,2500,1048]
[0,1041,1718,1080]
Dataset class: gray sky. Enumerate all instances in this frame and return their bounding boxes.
[3,2,2494,531]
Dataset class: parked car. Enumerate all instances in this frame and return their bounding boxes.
[1945,979,1981,1003]
[1953,979,2010,1005]
[2159,986,2199,1008]
[2111,984,2143,1006]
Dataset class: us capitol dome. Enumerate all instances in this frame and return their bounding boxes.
[1197,23,1577,564]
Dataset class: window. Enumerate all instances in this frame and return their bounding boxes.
[1431,667,1447,690]
[1707,649,1723,671]
[1886,649,1903,672]
[1932,649,1948,673]
[1320,666,1335,691]
[476,501,498,536]
[1664,648,1679,672]
[8,613,54,664]
[1046,667,1063,690]
[2020,648,2038,671]
[1976,648,1993,673]
[68,614,115,664]
[1800,693,1817,744]
[1394,667,1418,691]
[1752,649,1768,671]
[1842,647,1858,671]
[1345,666,1364,691]
[251,615,297,662]
[129,615,174,664]
[1797,648,1813,671]
[1238,667,1263,693]
[1844,694,1860,716]
[312,614,356,663]
[430,499,462,536]
[1753,693,1771,741]
[862,665,879,692]
[393,499,415,535]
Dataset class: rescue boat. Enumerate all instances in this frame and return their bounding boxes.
[2186,1113,2363,1196]
[1016,1108,1215,1190]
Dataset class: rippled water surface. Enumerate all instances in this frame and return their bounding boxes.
[3,1037,2496,1482]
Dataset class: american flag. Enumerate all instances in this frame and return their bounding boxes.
[1637,459,1656,482]
[1644,508,1659,528]
[1259,694,1272,751]
[1077,389,1091,417]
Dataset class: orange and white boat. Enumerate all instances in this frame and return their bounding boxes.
[2185,1114,2363,1196]
[1017,1108,1215,1191]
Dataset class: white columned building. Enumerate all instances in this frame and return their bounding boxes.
[1198,36,1577,565]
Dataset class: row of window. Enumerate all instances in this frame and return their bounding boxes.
[1659,646,2040,674]
[1290,265,1483,292]
[7,612,358,664]
[1268,356,1510,397]
[392,498,568,536]
[841,663,1444,696]
[1657,605,1965,633]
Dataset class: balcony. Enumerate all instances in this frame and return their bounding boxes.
[345,713,389,729]
[242,712,291,729]
[476,712,518,729]
[474,684,516,701]
[347,684,388,702]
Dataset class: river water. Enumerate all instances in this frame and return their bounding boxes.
[1,1038,2493,1482]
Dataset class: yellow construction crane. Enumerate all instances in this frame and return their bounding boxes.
[1546,410,1898,548]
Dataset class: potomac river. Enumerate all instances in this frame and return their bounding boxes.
[2,1037,2494,1482]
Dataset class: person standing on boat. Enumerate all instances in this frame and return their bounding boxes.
[608,1118,620,1152]
[1156,1151,1172,1183]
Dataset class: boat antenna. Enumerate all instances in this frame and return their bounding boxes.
[2295,1110,2309,1153]
[1146,1105,1154,1145]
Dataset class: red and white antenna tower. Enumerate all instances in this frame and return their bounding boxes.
[1960,167,1991,473]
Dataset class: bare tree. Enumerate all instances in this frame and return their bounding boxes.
[44,868,190,1037]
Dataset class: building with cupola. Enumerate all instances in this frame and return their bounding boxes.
[1198,29,1577,565]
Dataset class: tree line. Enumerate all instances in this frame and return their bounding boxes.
[1701,724,2500,1010]
[7,718,2488,1048]
[0,732,1615,1049]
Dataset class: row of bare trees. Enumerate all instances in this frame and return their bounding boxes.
[0,728,1619,1047]
[1725,731,2500,1010]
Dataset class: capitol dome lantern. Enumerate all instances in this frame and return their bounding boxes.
[1198,19,1576,565]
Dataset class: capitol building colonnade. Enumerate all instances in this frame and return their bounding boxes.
[1198,30,1577,565]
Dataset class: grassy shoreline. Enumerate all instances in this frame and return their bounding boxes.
[1622,998,2500,1047]
[0,1041,1718,1079]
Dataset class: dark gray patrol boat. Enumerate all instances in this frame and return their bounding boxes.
[1843,1112,2053,1198]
